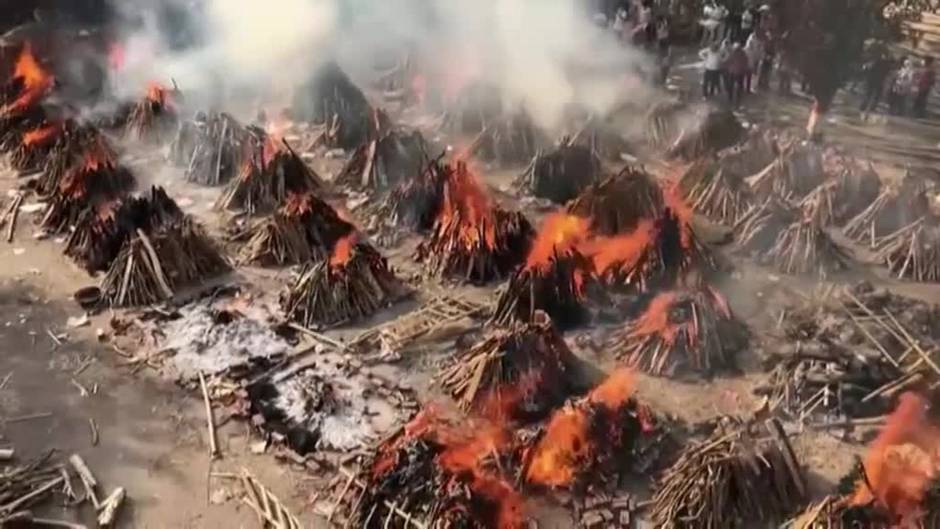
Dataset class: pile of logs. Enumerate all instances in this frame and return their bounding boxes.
[650,419,806,529]
[873,217,940,283]
[0,451,64,522]
[280,236,408,329]
[293,61,384,149]
[645,100,685,150]
[40,134,136,234]
[415,160,533,283]
[748,141,825,200]
[170,111,252,186]
[100,217,230,307]
[734,195,800,255]
[470,108,545,166]
[829,162,882,224]
[125,83,180,143]
[609,286,746,377]
[764,209,850,278]
[336,129,428,192]
[678,157,754,226]
[9,121,62,173]
[666,108,744,161]
[65,186,183,273]
[32,121,100,196]
[516,141,601,204]
[235,191,355,267]
[437,310,576,420]
[843,175,929,248]
[364,153,448,234]
[787,495,894,529]
[216,133,324,215]
[716,128,780,177]
[567,167,664,235]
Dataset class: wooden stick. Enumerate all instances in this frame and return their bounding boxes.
[96,487,126,527]
[135,229,174,299]
[6,194,22,243]
[0,475,66,513]
[336,466,428,529]
[88,419,99,447]
[69,454,100,509]
[198,371,219,458]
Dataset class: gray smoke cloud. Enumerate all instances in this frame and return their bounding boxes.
[105,0,656,130]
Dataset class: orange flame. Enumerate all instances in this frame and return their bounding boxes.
[525,213,591,272]
[525,369,636,487]
[437,161,498,250]
[330,233,357,269]
[663,182,695,250]
[850,393,940,524]
[582,220,656,277]
[2,43,53,116]
[22,123,62,147]
[59,137,117,198]
[108,42,126,71]
[145,82,175,109]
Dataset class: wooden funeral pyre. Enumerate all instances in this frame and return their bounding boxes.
[749,141,826,200]
[468,108,544,166]
[9,120,63,173]
[415,160,533,283]
[717,128,780,177]
[567,166,664,236]
[362,153,449,243]
[440,82,503,136]
[437,311,576,420]
[281,234,408,329]
[491,213,596,330]
[844,175,930,248]
[733,195,800,255]
[651,418,806,529]
[100,216,230,307]
[348,410,526,529]
[235,191,355,267]
[645,100,685,150]
[336,128,428,192]
[666,108,745,161]
[41,134,136,234]
[678,157,754,226]
[829,159,882,224]
[521,370,655,488]
[292,61,381,149]
[33,121,100,196]
[0,43,53,146]
[516,140,601,204]
[65,186,183,273]
[216,131,323,215]
[609,286,745,377]
[124,83,179,143]
[170,111,252,186]
[873,217,940,283]
[788,393,940,529]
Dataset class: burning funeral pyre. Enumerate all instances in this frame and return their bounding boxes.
[787,393,940,529]
[41,133,136,234]
[100,211,230,307]
[235,191,355,267]
[608,285,746,377]
[216,131,324,215]
[0,43,54,144]
[651,418,806,529]
[516,140,601,204]
[65,186,182,273]
[678,157,754,226]
[8,120,63,173]
[567,166,664,236]
[415,160,533,283]
[293,61,385,150]
[336,128,428,192]
[437,311,577,420]
[521,369,658,489]
[280,233,408,329]
[346,409,525,529]
[748,140,826,200]
[844,174,930,249]
[31,121,100,196]
[124,82,180,143]
[665,107,745,161]
[873,216,940,283]
[170,111,253,186]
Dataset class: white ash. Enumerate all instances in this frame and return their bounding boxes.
[164,304,289,378]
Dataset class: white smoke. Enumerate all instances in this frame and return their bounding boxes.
[105,0,655,130]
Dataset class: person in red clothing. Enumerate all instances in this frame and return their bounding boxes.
[912,57,936,118]
[723,42,749,106]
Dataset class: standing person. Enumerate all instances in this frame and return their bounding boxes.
[859,49,892,118]
[889,58,915,115]
[724,42,749,106]
[715,2,729,44]
[744,31,765,93]
[638,0,655,45]
[740,4,755,44]
[701,1,720,45]
[700,43,724,98]
[656,16,671,54]
[912,57,936,118]
[718,38,733,95]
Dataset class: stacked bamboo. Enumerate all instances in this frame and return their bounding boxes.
[843,175,929,248]
[567,167,664,236]
[170,111,252,186]
[364,153,448,233]
[678,158,754,226]
[873,217,940,283]
[748,142,825,200]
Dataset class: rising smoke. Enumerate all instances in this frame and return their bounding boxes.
[104,0,655,131]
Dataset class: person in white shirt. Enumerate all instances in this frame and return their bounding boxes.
[744,31,765,93]
[700,43,724,97]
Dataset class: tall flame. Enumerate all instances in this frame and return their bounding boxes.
[524,213,591,271]
[850,393,940,524]
[438,162,498,249]
[525,369,636,487]
[22,123,62,147]
[2,43,53,116]
[582,219,656,276]
[663,182,695,250]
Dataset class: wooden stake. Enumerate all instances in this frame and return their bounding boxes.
[198,371,219,458]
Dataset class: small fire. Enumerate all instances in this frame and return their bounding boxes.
[262,135,281,168]
[108,42,126,71]
[850,393,940,525]
[22,123,62,147]
[525,369,636,487]
[2,43,54,116]
[438,162,498,249]
[524,213,591,272]
[145,82,174,109]
[281,192,313,217]
[629,292,682,343]
[582,219,656,277]
[60,138,116,198]
[330,233,357,269]
[663,183,696,251]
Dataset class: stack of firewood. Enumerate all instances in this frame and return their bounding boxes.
[748,141,825,200]
[766,200,850,278]
[843,174,929,248]
[471,108,545,166]
[734,195,799,255]
[9,121,62,173]
[363,153,449,236]
[609,286,746,377]
[32,121,99,196]
[651,419,806,529]
[666,108,744,161]
[678,157,754,226]
[336,129,428,192]
[280,237,408,328]
[517,140,601,204]
[567,166,664,235]
[829,161,882,225]
[170,111,252,186]
[437,311,576,419]
[873,217,940,283]
[125,83,180,143]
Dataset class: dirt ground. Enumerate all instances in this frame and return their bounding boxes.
[3,46,940,529]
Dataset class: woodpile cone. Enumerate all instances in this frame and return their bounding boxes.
[748,141,825,200]
[281,235,408,329]
[843,174,929,248]
[437,310,577,420]
[467,108,545,166]
[9,120,62,173]
[362,153,448,237]
[666,108,744,161]
[734,195,800,256]
[170,111,253,186]
[567,167,664,236]
[516,141,601,204]
[336,128,428,192]
[124,83,180,143]
[678,157,754,226]
[873,216,940,283]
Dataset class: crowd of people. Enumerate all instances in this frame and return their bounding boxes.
[860,49,935,119]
